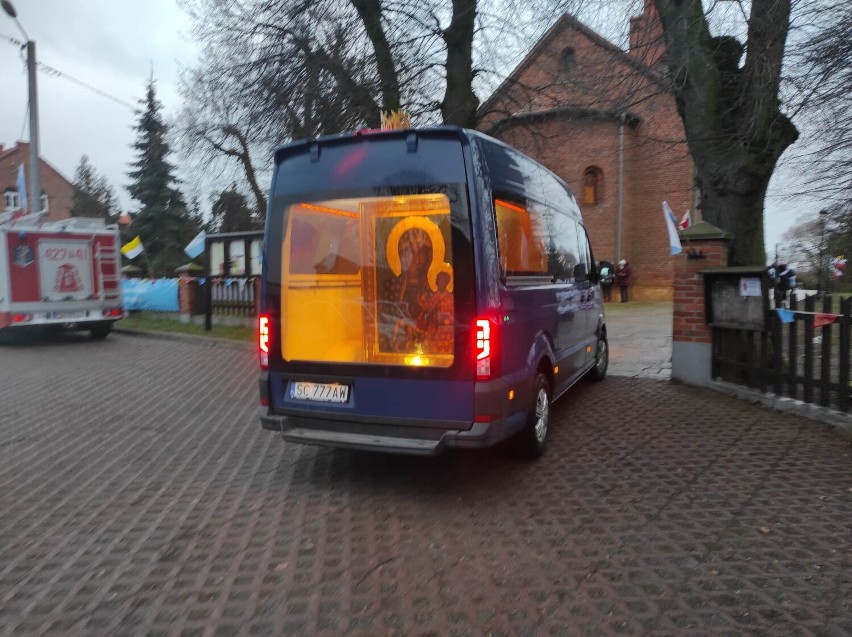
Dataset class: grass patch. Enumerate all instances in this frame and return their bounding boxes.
[118,312,254,342]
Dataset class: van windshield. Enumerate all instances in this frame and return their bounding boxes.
[281,191,459,368]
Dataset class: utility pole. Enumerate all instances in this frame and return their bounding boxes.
[2,0,41,216]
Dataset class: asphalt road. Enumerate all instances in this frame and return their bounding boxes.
[1,330,851,636]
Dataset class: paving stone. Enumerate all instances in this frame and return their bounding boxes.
[0,330,851,636]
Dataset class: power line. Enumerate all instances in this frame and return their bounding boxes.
[0,31,24,47]
[1,32,137,111]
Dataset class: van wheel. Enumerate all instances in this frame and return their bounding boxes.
[90,323,112,340]
[589,332,608,381]
[512,373,551,459]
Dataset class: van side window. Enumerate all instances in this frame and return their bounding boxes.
[545,208,583,283]
[494,198,548,275]
[574,224,593,283]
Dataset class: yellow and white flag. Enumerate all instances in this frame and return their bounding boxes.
[121,236,144,260]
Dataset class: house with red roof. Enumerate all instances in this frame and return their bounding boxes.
[0,141,73,223]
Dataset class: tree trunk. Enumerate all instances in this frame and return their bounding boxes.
[292,35,381,128]
[351,0,401,114]
[206,125,268,218]
[441,0,479,127]
[654,0,799,265]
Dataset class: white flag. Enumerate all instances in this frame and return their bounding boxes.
[16,165,27,214]
[184,230,206,259]
[663,201,683,256]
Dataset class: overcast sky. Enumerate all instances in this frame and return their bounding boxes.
[0,0,197,213]
[0,0,820,262]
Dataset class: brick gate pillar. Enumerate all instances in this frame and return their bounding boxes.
[178,275,196,324]
[671,222,733,386]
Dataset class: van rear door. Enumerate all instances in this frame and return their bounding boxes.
[263,131,477,429]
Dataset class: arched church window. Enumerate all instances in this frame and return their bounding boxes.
[561,47,576,74]
[582,167,602,206]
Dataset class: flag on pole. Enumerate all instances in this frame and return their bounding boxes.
[184,230,206,259]
[680,211,691,230]
[16,165,27,214]
[813,313,838,329]
[663,201,682,255]
[776,308,795,323]
[121,236,144,260]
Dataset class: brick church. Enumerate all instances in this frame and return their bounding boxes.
[477,0,696,301]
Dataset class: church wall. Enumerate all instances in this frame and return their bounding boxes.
[477,12,695,301]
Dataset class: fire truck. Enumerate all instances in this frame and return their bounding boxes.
[0,215,123,338]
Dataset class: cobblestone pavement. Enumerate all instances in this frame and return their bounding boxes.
[2,331,851,636]
[605,303,672,381]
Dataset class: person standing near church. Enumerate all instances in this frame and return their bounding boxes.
[615,259,632,303]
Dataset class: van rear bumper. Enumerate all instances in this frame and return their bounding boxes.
[260,410,526,456]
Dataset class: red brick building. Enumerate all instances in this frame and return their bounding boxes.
[0,141,73,223]
[477,0,696,300]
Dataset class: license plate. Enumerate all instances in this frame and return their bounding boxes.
[290,381,350,404]
[53,311,86,320]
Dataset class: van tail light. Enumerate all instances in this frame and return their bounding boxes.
[12,313,33,324]
[258,314,270,370]
[474,316,499,380]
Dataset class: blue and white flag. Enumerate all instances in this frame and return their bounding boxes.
[16,165,27,213]
[663,201,682,256]
[184,230,206,259]
[776,308,795,323]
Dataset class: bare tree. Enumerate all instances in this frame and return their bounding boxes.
[778,203,850,286]
[653,0,800,265]
[177,0,591,217]
[796,1,852,201]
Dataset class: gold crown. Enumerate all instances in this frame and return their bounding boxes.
[380,109,410,130]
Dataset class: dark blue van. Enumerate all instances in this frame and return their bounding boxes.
[258,127,607,457]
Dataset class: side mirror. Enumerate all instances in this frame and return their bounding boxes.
[574,262,589,283]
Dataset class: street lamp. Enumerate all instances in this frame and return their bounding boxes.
[2,0,41,217]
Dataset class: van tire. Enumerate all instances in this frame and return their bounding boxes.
[588,331,608,382]
[512,373,551,459]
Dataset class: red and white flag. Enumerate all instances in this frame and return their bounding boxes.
[679,211,691,230]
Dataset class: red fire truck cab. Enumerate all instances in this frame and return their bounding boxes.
[0,216,123,338]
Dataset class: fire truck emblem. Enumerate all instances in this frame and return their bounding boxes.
[54,263,84,293]
[13,244,34,267]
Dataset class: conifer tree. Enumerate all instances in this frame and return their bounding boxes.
[127,78,199,276]
[70,155,118,220]
[210,186,262,233]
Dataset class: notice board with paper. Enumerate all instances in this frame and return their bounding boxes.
[703,267,770,331]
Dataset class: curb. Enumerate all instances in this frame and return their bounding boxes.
[709,379,852,442]
[114,327,254,351]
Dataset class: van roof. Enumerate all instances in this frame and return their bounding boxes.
[272,126,573,195]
